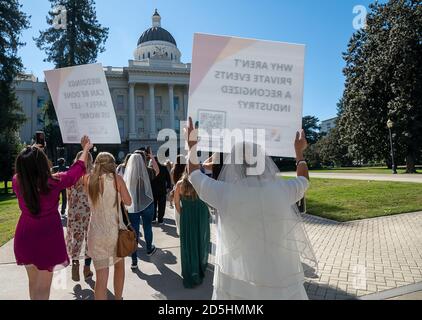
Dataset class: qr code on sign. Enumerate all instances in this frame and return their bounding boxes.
[64,118,79,142]
[197,109,226,136]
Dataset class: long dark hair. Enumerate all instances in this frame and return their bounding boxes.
[172,155,186,184]
[121,153,132,167]
[15,146,55,215]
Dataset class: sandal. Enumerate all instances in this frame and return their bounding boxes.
[83,266,93,280]
[71,260,80,282]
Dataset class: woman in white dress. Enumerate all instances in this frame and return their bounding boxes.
[185,118,317,300]
[84,152,132,300]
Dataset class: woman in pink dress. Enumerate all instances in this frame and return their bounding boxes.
[13,136,93,300]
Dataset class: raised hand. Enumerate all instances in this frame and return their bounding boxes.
[294,129,308,154]
[184,117,198,150]
[81,135,93,151]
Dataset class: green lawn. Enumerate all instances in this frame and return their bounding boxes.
[2,179,422,245]
[305,178,422,222]
[309,166,421,174]
[0,182,20,246]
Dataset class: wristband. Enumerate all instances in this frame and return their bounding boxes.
[296,160,307,166]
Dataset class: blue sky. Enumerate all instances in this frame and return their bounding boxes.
[19,0,379,122]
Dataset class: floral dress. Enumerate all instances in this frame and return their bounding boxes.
[66,179,91,261]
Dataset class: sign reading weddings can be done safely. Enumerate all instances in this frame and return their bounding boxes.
[187,33,305,157]
[44,63,121,144]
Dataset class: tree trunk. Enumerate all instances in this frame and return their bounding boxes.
[405,154,416,173]
[386,158,392,169]
[3,180,8,194]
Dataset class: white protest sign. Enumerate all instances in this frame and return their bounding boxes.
[44,63,121,144]
[187,33,305,157]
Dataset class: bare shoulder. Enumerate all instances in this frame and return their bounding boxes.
[175,180,183,191]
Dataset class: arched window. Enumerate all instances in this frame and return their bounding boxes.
[171,53,173,60]
[148,52,150,58]
[143,53,145,59]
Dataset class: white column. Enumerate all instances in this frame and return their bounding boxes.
[128,83,136,139]
[183,85,189,118]
[168,84,175,130]
[149,83,156,138]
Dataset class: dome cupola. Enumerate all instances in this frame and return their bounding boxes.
[137,9,177,46]
[133,9,181,62]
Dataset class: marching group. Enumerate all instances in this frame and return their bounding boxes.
[12,118,316,300]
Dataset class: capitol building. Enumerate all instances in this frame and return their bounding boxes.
[14,10,190,154]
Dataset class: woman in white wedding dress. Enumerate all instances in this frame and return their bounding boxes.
[185,118,317,300]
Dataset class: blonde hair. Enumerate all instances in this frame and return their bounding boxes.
[88,152,117,208]
[179,172,198,199]
[74,151,93,173]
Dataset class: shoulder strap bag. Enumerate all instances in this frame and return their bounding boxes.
[113,174,138,257]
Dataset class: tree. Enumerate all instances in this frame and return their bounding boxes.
[42,99,63,162]
[302,115,321,145]
[0,133,24,193]
[317,127,353,167]
[0,0,30,191]
[34,0,108,161]
[303,143,322,169]
[303,125,353,169]
[338,0,422,173]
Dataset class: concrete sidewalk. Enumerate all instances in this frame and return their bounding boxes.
[281,172,422,183]
[1,205,422,300]
[0,212,214,300]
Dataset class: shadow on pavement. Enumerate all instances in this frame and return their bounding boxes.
[303,263,319,279]
[305,282,358,300]
[157,221,179,239]
[132,247,213,300]
[71,278,115,300]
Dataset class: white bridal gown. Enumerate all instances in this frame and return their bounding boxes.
[189,170,312,300]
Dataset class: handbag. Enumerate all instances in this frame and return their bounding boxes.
[113,174,138,258]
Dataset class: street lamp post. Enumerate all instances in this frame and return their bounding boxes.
[387,120,397,174]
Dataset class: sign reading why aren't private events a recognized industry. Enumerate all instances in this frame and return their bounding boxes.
[44,63,121,144]
[187,33,305,157]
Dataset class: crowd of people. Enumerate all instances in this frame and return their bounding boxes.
[11,118,316,300]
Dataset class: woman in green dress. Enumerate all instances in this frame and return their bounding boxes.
[174,172,210,288]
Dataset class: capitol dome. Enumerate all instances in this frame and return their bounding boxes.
[133,9,181,62]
